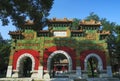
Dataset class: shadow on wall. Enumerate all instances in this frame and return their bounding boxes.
[53,37,105,52]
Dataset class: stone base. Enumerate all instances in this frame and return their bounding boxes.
[12,70,19,78]
[38,66,43,79]
[99,73,108,78]
[76,66,81,78]
[31,67,44,79]
[6,66,12,77]
[81,70,88,79]
[74,78,87,81]
[82,74,88,79]
[43,73,50,79]
[31,70,38,78]
[107,66,112,77]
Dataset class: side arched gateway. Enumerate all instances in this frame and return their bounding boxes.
[12,49,40,77]
[16,53,35,71]
[80,50,107,77]
[80,50,106,70]
[84,53,103,71]
[16,53,34,77]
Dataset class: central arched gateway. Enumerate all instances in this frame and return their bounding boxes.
[47,50,72,72]
[43,46,76,77]
[47,50,72,77]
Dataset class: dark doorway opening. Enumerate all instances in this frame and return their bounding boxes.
[50,53,68,78]
[19,57,32,77]
[87,56,99,77]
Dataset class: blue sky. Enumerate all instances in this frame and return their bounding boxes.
[0,0,120,39]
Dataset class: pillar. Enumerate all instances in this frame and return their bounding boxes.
[12,70,18,78]
[38,66,43,79]
[6,66,12,77]
[31,70,38,78]
[76,66,81,78]
[107,66,112,77]
[81,70,88,79]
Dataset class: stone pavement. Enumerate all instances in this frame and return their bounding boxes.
[51,78,72,81]
[87,78,120,81]
[0,78,33,81]
[0,78,120,81]
[39,78,120,81]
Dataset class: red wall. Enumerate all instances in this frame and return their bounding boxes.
[13,49,40,70]
[80,50,106,70]
[12,48,106,71]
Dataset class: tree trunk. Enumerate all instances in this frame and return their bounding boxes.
[89,58,94,77]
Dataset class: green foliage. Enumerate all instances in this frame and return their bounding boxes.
[116,26,120,33]
[101,18,116,31]
[115,25,120,40]
[71,18,81,30]
[51,54,66,63]
[115,35,120,60]
[0,39,11,77]
[85,12,100,21]
[85,12,117,32]
[115,26,120,60]
[0,0,54,30]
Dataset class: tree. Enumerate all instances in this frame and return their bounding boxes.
[85,12,116,32]
[71,18,81,30]
[0,38,11,77]
[115,25,120,41]
[101,18,116,32]
[0,0,54,30]
[85,12,100,21]
[114,25,120,73]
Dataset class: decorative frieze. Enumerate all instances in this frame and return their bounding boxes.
[17,43,39,47]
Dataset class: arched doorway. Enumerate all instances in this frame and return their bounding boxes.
[87,56,99,77]
[16,53,35,77]
[19,57,32,77]
[10,49,40,78]
[84,53,103,77]
[47,50,72,78]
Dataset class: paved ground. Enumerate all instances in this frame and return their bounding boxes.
[87,78,120,81]
[0,78,120,81]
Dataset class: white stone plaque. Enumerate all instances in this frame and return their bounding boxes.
[53,31,67,37]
